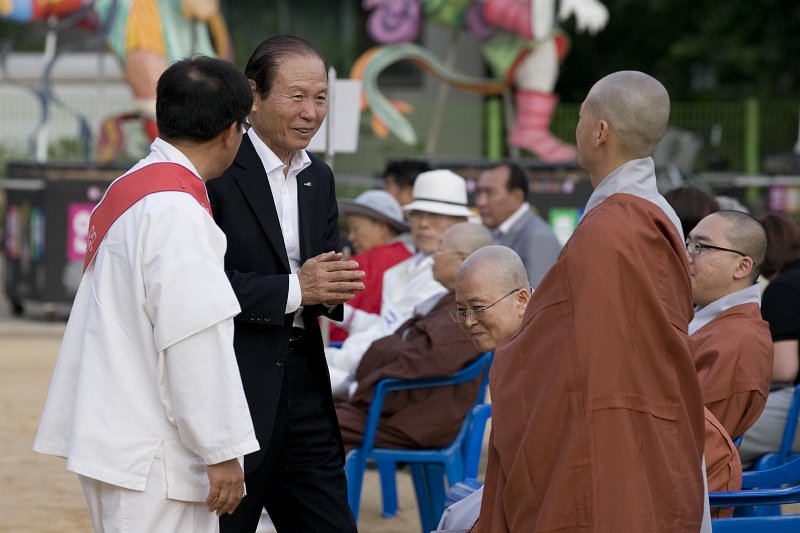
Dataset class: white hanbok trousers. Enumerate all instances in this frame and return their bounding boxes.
[79,456,218,533]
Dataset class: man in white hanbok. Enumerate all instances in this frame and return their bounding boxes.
[33,56,259,533]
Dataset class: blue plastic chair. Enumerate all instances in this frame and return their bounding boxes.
[709,454,800,517]
[344,352,493,533]
[750,384,800,470]
[710,482,800,531]
[734,384,800,516]
[377,355,493,519]
[443,402,492,508]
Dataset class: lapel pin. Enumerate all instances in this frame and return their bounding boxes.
[303,182,312,187]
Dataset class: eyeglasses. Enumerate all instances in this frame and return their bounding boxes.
[239,117,251,135]
[685,241,746,257]
[449,288,524,324]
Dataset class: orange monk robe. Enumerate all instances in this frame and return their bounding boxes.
[704,407,742,519]
[692,303,773,439]
[474,194,705,533]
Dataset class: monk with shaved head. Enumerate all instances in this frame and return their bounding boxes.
[468,71,708,532]
[687,211,772,501]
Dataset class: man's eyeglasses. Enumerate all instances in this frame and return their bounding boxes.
[239,117,251,135]
[449,288,525,324]
[685,241,746,257]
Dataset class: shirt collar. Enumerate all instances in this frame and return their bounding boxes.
[140,138,202,180]
[584,157,683,238]
[247,129,311,177]
[496,202,531,236]
[689,283,762,335]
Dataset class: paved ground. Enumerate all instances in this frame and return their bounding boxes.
[0,288,423,533]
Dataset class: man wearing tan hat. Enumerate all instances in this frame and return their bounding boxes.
[330,190,413,343]
[326,169,473,395]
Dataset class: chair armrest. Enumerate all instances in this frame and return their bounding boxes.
[709,484,800,507]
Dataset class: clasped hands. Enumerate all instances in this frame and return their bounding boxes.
[298,251,365,306]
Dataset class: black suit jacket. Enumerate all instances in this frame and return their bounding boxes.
[206,135,344,472]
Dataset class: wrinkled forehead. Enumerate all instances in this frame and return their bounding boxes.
[455,269,501,303]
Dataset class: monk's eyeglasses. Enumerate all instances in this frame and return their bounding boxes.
[685,241,746,257]
[449,288,526,324]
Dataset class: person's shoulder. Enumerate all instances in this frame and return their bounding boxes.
[705,305,771,342]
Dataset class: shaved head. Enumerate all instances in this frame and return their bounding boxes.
[586,71,670,158]
[712,210,767,283]
[457,245,529,294]
[455,245,531,352]
[433,222,492,290]
[444,222,494,256]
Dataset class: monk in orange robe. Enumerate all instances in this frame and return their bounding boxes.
[704,408,742,517]
[688,210,773,441]
[473,71,705,532]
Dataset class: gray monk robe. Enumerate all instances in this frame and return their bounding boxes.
[336,292,482,450]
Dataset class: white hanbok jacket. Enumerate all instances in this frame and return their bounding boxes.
[33,139,258,501]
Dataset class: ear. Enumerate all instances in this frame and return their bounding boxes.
[732,256,754,281]
[510,187,525,204]
[516,288,532,315]
[249,79,259,112]
[596,120,610,147]
[223,121,240,149]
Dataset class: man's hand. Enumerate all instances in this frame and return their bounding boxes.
[206,458,245,516]
[298,251,365,306]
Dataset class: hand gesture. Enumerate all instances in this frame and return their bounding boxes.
[206,458,245,516]
[298,251,365,306]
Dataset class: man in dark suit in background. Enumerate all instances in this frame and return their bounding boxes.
[207,35,363,533]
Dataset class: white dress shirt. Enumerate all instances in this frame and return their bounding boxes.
[248,128,311,325]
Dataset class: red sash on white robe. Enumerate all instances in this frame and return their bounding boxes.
[83,162,212,271]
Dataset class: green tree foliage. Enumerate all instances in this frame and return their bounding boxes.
[557,0,800,101]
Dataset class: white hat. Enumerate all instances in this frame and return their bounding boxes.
[401,169,473,218]
[339,190,410,233]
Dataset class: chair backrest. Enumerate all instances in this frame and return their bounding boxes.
[463,403,492,481]
[776,384,800,464]
[741,454,800,489]
[359,351,494,457]
[712,514,800,532]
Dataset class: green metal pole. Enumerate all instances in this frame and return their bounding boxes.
[485,96,503,161]
[744,97,760,175]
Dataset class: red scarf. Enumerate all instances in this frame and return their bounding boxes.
[84,162,211,271]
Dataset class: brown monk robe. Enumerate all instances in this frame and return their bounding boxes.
[474,195,705,533]
[704,407,742,519]
[336,293,482,450]
[692,303,773,439]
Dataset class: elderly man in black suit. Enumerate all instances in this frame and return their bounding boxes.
[207,36,364,533]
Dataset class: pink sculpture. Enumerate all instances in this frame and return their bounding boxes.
[362,0,609,163]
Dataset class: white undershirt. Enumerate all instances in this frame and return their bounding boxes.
[247,129,311,325]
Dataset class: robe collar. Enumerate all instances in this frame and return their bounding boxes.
[689,283,762,335]
[584,157,683,238]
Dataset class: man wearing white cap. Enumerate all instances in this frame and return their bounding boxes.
[326,169,473,395]
[330,190,413,343]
